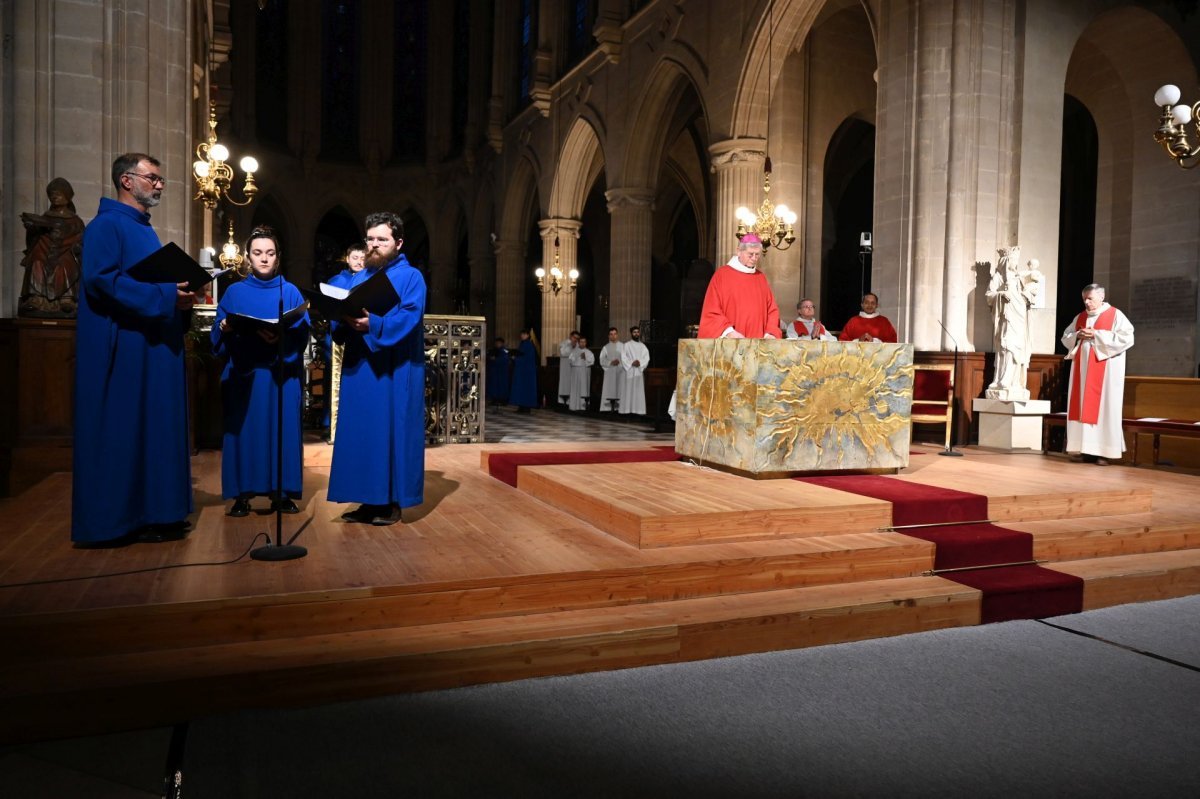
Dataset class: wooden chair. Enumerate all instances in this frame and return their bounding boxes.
[911,363,955,449]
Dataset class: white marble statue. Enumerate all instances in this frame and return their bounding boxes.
[985,246,1042,402]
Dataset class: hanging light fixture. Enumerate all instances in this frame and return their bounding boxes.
[734,0,796,250]
[193,101,259,208]
[1152,84,1200,168]
[217,220,246,274]
[534,235,578,294]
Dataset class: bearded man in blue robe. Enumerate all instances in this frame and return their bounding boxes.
[328,211,426,525]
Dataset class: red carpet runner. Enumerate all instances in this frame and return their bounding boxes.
[487,446,680,487]
[800,476,1083,623]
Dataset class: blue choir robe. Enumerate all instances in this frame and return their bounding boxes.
[508,339,539,408]
[486,345,511,402]
[321,268,355,427]
[72,198,193,542]
[327,253,426,508]
[211,274,310,499]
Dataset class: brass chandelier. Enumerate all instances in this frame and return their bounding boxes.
[1153,84,1200,169]
[534,236,578,295]
[192,102,259,208]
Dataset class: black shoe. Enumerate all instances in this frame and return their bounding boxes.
[370,504,402,526]
[135,520,191,544]
[272,497,300,514]
[227,499,251,517]
[340,504,376,523]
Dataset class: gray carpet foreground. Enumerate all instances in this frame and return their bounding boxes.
[4,596,1198,798]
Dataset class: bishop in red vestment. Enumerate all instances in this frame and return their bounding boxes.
[698,234,781,339]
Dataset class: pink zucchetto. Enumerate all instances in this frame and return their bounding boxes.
[740,233,763,246]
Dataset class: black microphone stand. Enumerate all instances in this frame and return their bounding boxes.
[936,318,964,457]
[252,271,308,561]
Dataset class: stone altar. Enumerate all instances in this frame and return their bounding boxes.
[675,339,915,476]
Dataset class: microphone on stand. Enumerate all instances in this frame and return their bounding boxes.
[935,319,964,457]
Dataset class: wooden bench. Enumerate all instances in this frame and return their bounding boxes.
[1043,412,1200,466]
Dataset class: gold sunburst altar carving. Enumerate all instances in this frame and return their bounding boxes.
[675,339,915,476]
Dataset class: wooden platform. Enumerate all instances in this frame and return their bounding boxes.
[2,441,1199,743]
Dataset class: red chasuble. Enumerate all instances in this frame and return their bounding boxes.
[698,265,781,339]
[1067,306,1117,425]
[838,314,898,343]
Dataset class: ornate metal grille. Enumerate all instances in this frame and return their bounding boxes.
[423,315,485,444]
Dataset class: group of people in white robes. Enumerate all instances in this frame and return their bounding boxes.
[557,326,649,414]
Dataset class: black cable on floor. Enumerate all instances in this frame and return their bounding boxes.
[1037,618,1200,673]
[0,533,271,590]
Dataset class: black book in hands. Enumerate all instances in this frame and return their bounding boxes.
[128,242,233,292]
[224,302,309,336]
[302,268,399,320]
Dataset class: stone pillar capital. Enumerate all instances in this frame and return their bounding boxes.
[604,187,656,213]
[538,218,582,240]
[708,138,768,172]
[493,238,525,258]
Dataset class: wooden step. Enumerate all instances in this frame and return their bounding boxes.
[518,460,892,547]
[0,575,977,743]
[0,531,934,661]
[892,458,1154,521]
[1049,548,1200,610]
[1016,515,1200,562]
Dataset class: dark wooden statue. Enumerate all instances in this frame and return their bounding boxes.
[20,177,84,317]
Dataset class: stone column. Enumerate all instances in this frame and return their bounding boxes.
[873,0,1022,351]
[605,187,655,334]
[709,138,767,265]
[538,218,581,363]
[5,0,196,314]
[593,0,626,63]
[468,242,495,319]
[488,0,519,151]
[494,238,526,343]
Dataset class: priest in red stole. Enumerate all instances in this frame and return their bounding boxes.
[839,292,898,343]
[698,234,781,339]
[1061,283,1134,464]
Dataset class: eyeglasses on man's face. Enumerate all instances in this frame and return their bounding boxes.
[126,172,166,187]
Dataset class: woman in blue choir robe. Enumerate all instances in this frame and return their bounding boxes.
[508,329,539,413]
[211,227,310,516]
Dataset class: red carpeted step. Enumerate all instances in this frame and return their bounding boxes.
[487,446,679,487]
[949,565,1084,623]
[797,474,1084,622]
[799,475,986,526]
[901,522,1032,570]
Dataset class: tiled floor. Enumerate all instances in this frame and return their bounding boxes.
[483,403,675,443]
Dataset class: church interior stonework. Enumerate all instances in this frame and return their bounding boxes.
[7,5,1200,791]
[2,0,1197,375]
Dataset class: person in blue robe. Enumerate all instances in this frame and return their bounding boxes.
[486,337,511,405]
[322,243,365,435]
[328,211,426,526]
[72,153,201,546]
[508,329,539,413]
[211,227,310,516]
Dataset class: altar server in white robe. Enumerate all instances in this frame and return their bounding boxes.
[599,327,625,412]
[620,325,650,416]
[1060,283,1134,464]
[568,335,595,411]
[558,330,579,405]
[785,299,836,341]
